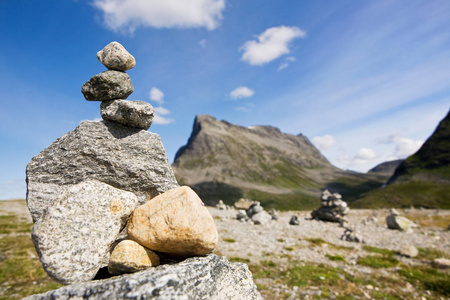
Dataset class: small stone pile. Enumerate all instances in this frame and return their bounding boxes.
[236,201,274,225]
[26,42,219,285]
[311,189,349,224]
[340,226,364,243]
[386,208,418,232]
[81,41,154,130]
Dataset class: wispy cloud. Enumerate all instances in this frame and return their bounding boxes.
[93,0,225,33]
[230,86,254,100]
[199,39,207,48]
[240,26,305,66]
[312,135,336,151]
[149,87,164,104]
[378,133,423,159]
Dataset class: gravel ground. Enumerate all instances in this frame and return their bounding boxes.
[210,206,450,299]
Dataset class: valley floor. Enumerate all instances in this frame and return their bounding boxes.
[210,207,450,299]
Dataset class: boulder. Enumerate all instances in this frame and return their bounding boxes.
[246,202,263,218]
[31,180,138,284]
[398,245,418,258]
[108,240,160,276]
[81,70,133,101]
[234,198,253,210]
[127,186,218,257]
[289,215,300,225]
[251,211,272,225]
[24,255,262,300]
[236,209,249,222]
[97,41,136,71]
[26,120,179,222]
[386,215,415,231]
[100,99,154,130]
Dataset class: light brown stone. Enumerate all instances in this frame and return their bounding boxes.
[127,186,218,257]
[108,240,160,275]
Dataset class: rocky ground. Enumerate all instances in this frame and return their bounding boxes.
[210,206,450,299]
[1,200,449,299]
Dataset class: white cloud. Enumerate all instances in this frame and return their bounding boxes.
[153,114,174,125]
[93,0,226,33]
[335,147,380,171]
[312,135,336,151]
[153,106,174,125]
[240,26,305,66]
[379,133,423,159]
[154,106,170,115]
[355,148,379,160]
[149,87,164,104]
[199,39,207,48]
[230,86,255,100]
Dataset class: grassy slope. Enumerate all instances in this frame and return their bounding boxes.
[0,203,63,299]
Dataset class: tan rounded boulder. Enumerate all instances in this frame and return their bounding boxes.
[108,240,160,275]
[127,186,218,257]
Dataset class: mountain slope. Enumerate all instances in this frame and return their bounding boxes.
[172,115,387,210]
[353,110,450,209]
[368,159,404,175]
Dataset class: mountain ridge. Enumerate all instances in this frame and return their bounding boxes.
[172,115,387,210]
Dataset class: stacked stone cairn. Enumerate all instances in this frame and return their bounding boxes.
[236,201,273,225]
[25,42,260,299]
[311,189,349,225]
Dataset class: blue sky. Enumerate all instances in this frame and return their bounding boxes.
[1,0,449,199]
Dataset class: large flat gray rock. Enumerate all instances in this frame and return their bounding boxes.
[26,120,179,222]
[24,255,262,300]
[100,99,154,130]
[32,180,138,284]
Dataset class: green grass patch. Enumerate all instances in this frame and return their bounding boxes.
[277,238,285,243]
[304,237,327,246]
[229,257,251,263]
[353,181,450,209]
[399,266,450,296]
[326,254,345,261]
[0,213,63,299]
[357,255,399,268]
[416,247,450,260]
[222,238,236,243]
[0,215,33,234]
[363,245,395,257]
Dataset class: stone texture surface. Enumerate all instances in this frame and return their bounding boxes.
[386,215,415,231]
[108,240,160,275]
[24,255,262,300]
[398,244,418,258]
[128,186,218,257]
[31,180,138,284]
[26,120,179,222]
[251,211,272,225]
[81,70,133,101]
[100,99,154,130]
[234,198,253,210]
[97,41,136,71]
[432,258,450,269]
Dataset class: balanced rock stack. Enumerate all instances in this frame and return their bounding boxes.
[25,42,260,299]
[311,189,349,224]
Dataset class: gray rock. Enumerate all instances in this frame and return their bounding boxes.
[97,41,136,71]
[340,227,364,243]
[81,70,133,101]
[236,209,249,221]
[311,190,349,224]
[386,214,415,231]
[289,215,300,225]
[31,180,138,284]
[100,99,154,130]
[251,211,272,225]
[398,245,418,258]
[26,120,179,222]
[24,255,262,300]
[432,258,450,269]
[246,202,263,218]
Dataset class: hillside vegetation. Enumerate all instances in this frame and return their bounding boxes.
[173,115,389,210]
